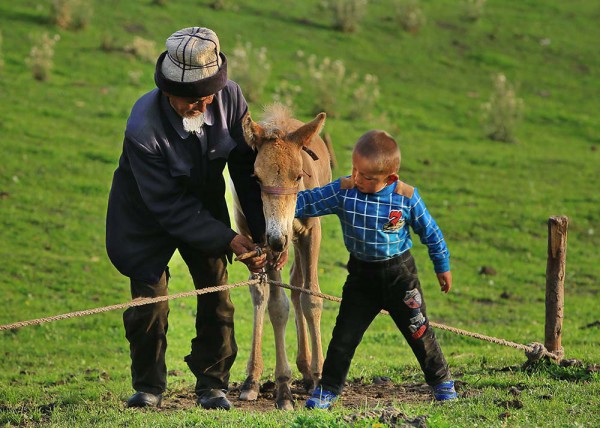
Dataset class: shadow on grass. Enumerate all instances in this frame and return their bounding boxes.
[235,4,332,32]
[523,359,599,382]
[0,8,49,27]
[486,358,600,383]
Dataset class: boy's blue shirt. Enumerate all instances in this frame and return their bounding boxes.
[295,177,450,273]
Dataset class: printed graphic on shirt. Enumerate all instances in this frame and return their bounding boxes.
[403,289,422,309]
[411,324,427,339]
[382,210,405,232]
[409,312,428,339]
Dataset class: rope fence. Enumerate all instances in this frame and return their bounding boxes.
[0,278,259,331]
[0,275,560,360]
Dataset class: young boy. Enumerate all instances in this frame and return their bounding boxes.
[295,130,457,409]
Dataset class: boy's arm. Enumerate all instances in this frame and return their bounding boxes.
[409,188,450,274]
[295,179,341,218]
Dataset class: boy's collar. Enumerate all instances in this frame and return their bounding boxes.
[339,176,395,195]
[340,176,414,198]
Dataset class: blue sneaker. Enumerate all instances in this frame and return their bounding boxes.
[305,386,338,409]
[433,380,457,401]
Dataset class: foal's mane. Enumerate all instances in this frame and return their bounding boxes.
[260,103,295,139]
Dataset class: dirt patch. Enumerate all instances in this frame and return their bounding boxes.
[159,378,435,412]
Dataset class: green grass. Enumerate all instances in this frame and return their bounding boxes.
[1,0,599,426]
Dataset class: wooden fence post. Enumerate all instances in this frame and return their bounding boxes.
[545,216,568,361]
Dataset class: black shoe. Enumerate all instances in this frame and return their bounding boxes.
[197,389,232,410]
[126,391,163,408]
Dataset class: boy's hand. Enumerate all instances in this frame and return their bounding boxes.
[437,271,452,293]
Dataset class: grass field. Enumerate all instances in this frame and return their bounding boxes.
[0,0,598,426]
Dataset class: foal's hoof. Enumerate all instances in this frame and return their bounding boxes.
[239,389,258,401]
[275,399,294,411]
[239,378,259,401]
[302,378,315,394]
[275,379,294,410]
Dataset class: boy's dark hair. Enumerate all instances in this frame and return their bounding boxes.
[353,130,400,174]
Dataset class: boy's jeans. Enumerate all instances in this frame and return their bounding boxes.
[320,251,450,395]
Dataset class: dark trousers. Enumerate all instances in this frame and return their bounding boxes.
[123,246,236,395]
[320,251,450,395]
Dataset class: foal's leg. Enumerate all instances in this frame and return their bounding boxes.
[267,269,294,410]
[240,280,269,401]
[289,250,313,391]
[297,226,324,391]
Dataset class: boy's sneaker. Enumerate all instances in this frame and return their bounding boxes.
[305,385,338,409]
[433,380,457,401]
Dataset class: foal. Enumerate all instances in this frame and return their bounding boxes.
[232,104,331,409]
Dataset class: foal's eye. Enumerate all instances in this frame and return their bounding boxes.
[295,175,303,182]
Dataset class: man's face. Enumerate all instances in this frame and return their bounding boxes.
[351,153,397,194]
[166,93,215,118]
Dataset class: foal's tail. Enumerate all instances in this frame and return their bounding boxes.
[322,132,338,170]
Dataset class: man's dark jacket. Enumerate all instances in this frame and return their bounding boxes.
[106,81,264,284]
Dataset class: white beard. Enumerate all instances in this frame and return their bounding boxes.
[182,113,206,133]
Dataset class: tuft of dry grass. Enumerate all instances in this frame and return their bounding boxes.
[272,80,302,110]
[26,33,60,81]
[128,70,143,86]
[49,0,93,30]
[481,73,524,143]
[209,0,236,11]
[123,37,157,63]
[349,73,381,120]
[296,51,382,120]
[303,53,352,117]
[463,0,487,22]
[327,0,368,33]
[394,0,426,34]
[228,40,271,103]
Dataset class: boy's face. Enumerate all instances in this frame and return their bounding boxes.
[351,153,398,194]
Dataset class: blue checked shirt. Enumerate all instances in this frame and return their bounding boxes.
[295,178,450,273]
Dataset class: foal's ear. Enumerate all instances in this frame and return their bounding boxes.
[288,112,326,147]
[242,111,265,149]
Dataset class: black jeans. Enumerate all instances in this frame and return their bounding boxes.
[320,251,450,395]
[123,246,236,395]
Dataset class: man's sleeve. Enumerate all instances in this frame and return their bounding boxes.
[409,188,450,273]
[126,135,237,253]
[295,179,341,218]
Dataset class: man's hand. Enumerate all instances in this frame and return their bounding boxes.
[230,234,267,273]
[437,271,452,293]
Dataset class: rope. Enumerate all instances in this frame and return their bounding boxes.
[0,274,562,360]
[266,278,562,360]
[0,278,260,331]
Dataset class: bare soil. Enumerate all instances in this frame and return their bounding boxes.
[160,377,435,413]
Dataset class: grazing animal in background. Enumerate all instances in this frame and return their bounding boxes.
[231,103,331,410]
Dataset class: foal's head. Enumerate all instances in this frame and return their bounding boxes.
[243,105,326,253]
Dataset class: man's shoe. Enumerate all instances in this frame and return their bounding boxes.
[197,389,232,410]
[126,391,163,408]
[305,385,338,409]
[433,380,458,401]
